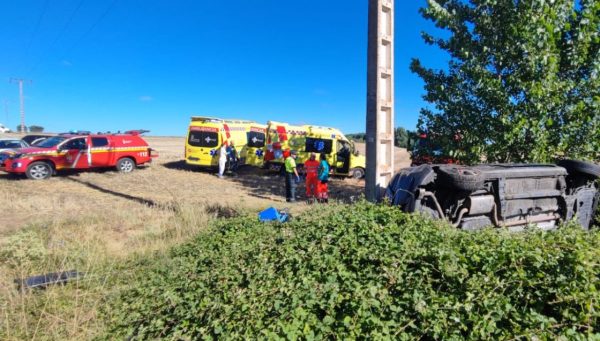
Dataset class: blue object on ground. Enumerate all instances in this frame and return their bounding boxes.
[259,207,289,223]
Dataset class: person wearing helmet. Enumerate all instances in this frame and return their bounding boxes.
[284,150,300,202]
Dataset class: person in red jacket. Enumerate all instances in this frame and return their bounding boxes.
[304,153,320,203]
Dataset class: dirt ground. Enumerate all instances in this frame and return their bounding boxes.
[0,136,410,238]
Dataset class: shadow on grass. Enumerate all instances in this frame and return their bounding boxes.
[0,165,150,180]
[228,168,365,203]
[66,176,161,208]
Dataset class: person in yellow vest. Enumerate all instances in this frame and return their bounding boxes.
[284,150,300,202]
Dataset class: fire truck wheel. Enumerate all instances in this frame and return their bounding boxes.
[437,166,484,192]
[116,157,136,173]
[26,161,53,180]
[350,168,365,179]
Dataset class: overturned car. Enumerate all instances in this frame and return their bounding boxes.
[385,160,600,231]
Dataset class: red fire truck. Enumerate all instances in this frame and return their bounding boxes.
[1,132,157,180]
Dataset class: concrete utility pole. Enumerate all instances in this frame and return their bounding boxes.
[366,0,395,202]
[10,78,32,133]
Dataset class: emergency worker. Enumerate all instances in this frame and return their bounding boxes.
[284,150,300,202]
[317,153,330,203]
[218,141,227,178]
[304,153,320,202]
[227,141,239,172]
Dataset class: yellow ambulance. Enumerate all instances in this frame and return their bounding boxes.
[264,121,366,178]
[185,117,267,168]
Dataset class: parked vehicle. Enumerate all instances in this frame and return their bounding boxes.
[22,134,55,146]
[385,160,600,230]
[1,132,158,180]
[185,117,266,168]
[0,123,10,133]
[264,121,366,178]
[0,138,29,168]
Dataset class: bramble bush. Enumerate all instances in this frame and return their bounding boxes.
[105,202,600,340]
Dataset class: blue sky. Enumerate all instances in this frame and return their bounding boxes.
[0,0,448,136]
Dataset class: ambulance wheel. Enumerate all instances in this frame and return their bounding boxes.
[26,161,53,180]
[116,157,136,173]
[350,168,365,179]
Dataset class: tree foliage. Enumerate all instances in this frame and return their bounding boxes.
[28,125,44,133]
[348,128,413,149]
[411,0,600,163]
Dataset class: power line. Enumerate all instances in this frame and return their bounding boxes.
[24,0,50,60]
[64,0,120,56]
[28,0,86,75]
[29,0,120,78]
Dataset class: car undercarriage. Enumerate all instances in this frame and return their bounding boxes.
[386,160,600,231]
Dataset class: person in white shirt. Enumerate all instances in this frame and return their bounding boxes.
[218,142,227,178]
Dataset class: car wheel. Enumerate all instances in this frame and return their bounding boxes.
[350,167,365,179]
[558,159,600,178]
[116,158,136,173]
[438,166,485,192]
[26,162,52,180]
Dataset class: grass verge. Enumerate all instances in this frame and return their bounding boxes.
[103,202,600,340]
[0,201,228,340]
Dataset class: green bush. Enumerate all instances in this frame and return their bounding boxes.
[105,203,600,340]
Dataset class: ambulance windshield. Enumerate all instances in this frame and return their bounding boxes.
[36,136,67,148]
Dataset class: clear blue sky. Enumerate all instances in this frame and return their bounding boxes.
[0,0,448,136]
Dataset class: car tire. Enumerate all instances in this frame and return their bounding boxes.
[350,167,365,179]
[438,166,485,192]
[558,159,600,178]
[26,161,53,180]
[116,157,136,173]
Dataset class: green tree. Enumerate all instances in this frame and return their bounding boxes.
[411,0,600,163]
[394,127,409,148]
[29,125,44,133]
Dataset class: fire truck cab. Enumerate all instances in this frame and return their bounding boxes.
[1,132,157,180]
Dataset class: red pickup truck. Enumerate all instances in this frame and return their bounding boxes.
[1,132,157,180]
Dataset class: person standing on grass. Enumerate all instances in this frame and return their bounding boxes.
[317,153,330,203]
[218,141,227,178]
[226,141,239,173]
[284,150,300,202]
[304,153,320,203]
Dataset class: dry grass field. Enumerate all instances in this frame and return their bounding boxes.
[0,135,410,340]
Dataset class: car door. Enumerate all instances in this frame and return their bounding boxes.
[335,140,351,175]
[90,136,111,167]
[60,137,90,169]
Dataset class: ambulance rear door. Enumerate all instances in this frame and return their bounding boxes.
[187,126,220,166]
[245,127,266,167]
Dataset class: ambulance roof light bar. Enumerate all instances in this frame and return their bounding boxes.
[191,116,256,124]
